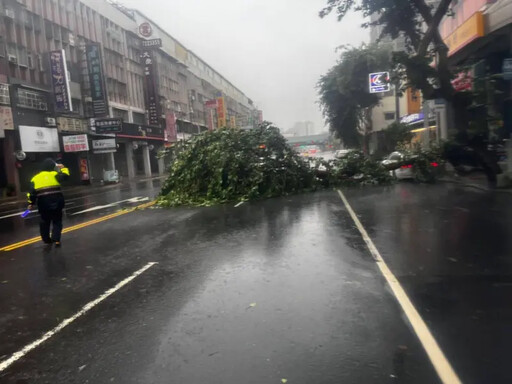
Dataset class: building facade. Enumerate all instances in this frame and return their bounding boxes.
[0,0,259,195]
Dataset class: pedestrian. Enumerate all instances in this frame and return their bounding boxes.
[27,158,70,247]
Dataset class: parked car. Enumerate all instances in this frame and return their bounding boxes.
[381,151,440,180]
[334,149,353,159]
[381,152,414,180]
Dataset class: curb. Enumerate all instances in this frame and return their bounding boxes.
[440,178,512,195]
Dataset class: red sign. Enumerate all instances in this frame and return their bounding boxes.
[207,109,215,131]
[139,22,153,38]
[205,99,218,108]
[452,71,473,92]
[79,158,90,181]
[165,112,177,142]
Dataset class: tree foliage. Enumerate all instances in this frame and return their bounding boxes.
[159,123,315,206]
[380,122,414,155]
[159,123,395,206]
[320,0,455,102]
[320,0,503,184]
[318,44,391,148]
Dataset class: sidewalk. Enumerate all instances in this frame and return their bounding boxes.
[0,174,166,206]
[440,171,512,195]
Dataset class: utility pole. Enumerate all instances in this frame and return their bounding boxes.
[394,82,400,123]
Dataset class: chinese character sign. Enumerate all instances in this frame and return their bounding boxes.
[86,44,109,117]
[165,112,177,142]
[141,50,160,126]
[63,134,89,152]
[217,97,227,128]
[50,50,72,112]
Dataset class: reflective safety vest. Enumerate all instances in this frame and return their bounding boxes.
[27,168,70,203]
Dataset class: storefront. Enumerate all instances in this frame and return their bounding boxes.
[57,117,89,185]
[17,125,61,191]
[0,85,15,196]
[116,122,165,178]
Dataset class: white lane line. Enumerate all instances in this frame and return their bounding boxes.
[69,197,148,216]
[234,201,244,208]
[0,261,158,373]
[337,190,462,384]
[0,210,37,220]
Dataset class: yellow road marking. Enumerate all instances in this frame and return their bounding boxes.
[0,201,155,252]
[337,190,462,384]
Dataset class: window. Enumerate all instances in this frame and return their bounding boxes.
[133,112,145,124]
[0,84,10,105]
[17,89,48,110]
[384,112,395,121]
[112,108,128,121]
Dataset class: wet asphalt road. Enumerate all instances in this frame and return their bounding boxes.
[0,178,164,246]
[0,183,511,383]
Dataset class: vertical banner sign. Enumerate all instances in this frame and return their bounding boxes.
[85,44,109,117]
[49,50,72,112]
[204,99,218,131]
[141,50,160,126]
[165,112,177,142]
[216,97,226,128]
[208,109,215,131]
[79,158,90,181]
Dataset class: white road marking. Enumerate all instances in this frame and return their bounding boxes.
[337,190,462,384]
[0,210,37,220]
[234,202,244,208]
[0,262,157,373]
[69,197,148,216]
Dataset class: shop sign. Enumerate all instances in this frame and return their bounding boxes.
[444,12,484,56]
[0,106,14,138]
[119,122,164,140]
[165,112,177,142]
[369,72,390,93]
[400,113,424,125]
[207,109,215,131]
[141,50,160,126]
[80,158,90,181]
[94,118,123,134]
[138,22,153,38]
[63,134,89,152]
[406,88,421,114]
[452,70,473,92]
[19,126,60,152]
[86,44,109,117]
[205,99,218,109]
[57,117,87,133]
[49,50,72,112]
[217,97,226,128]
[503,58,512,81]
[92,138,117,153]
[141,38,162,48]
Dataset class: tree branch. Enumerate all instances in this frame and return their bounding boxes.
[417,0,453,57]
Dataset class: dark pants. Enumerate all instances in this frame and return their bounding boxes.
[39,209,63,243]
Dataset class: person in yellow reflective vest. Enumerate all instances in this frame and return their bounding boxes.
[27,158,70,247]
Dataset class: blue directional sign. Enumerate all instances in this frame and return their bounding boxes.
[369,72,390,93]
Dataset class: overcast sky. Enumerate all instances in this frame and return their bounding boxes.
[121,0,368,132]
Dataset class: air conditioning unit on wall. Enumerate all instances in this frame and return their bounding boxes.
[8,55,17,64]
